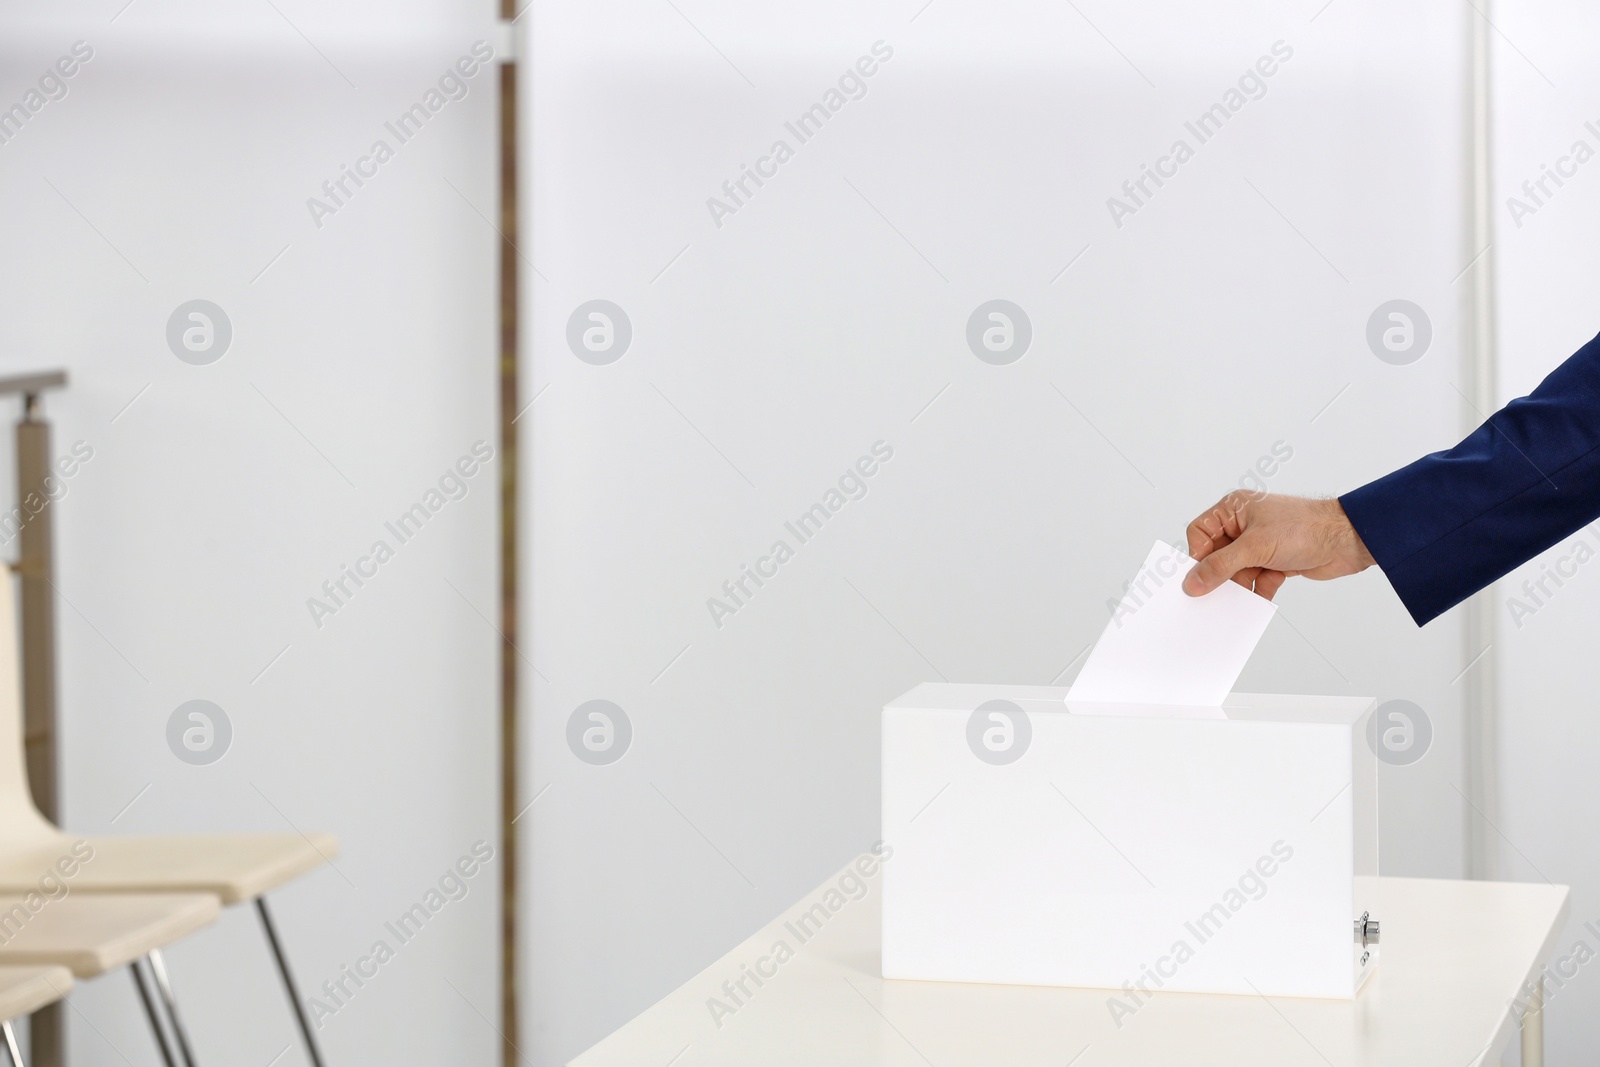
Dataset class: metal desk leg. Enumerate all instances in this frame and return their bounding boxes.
[1521,979,1544,1067]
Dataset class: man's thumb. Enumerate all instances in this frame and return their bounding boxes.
[1183,540,1258,596]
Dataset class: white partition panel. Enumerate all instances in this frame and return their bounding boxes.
[1491,0,1600,1060]
[0,4,500,1064]
[524,2,1473,1062]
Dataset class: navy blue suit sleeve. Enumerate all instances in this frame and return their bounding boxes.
[1339,331,1600,627]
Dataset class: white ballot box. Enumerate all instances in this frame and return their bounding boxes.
[882,684,1379,1000]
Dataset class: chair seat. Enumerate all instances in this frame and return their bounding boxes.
[0,893,218,977]
[0,964,71,1020]
[0,833,338,907]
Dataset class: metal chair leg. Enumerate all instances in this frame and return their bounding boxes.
[257,898,328,1067]
[2,1020,23,1067]
[148,950,198,1067]
[130,960,178,1067]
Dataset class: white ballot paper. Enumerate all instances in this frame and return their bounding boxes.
[1067,539,1276,706]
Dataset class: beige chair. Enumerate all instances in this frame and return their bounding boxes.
[0,964,73,1066]
[0,891,217,1066]
[0,574,336,1065]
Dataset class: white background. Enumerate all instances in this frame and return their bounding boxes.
[523,0,1498,1063]
[1,2,501,1064]
[11,1,1599,1065]
[1491,2,1600,1063]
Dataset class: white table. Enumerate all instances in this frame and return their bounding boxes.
[571,860,1569,1067]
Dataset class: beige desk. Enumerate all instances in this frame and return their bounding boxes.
[572,861,1569,1067]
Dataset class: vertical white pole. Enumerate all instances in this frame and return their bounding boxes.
[1463,0,1501,881]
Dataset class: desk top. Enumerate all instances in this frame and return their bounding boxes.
[571,860,1569,1067]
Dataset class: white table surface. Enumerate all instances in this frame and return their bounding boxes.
[571,860,1569,1067]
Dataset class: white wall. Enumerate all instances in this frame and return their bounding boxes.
[523,1,1476,1062]
[0,3,500,1064]
[1490,1,1600,1061]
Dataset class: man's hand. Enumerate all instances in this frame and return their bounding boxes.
[1183,492,1375,600]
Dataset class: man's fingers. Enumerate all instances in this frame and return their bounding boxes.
[1186,495,1246,561]
[1186,506,1230,560]
[1188,525,1235,562]
[1186,517,1219,561]
[1183,539,1263,596]
[1255,569,1287,601]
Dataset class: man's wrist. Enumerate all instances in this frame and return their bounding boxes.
[1324,497,1375,571]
